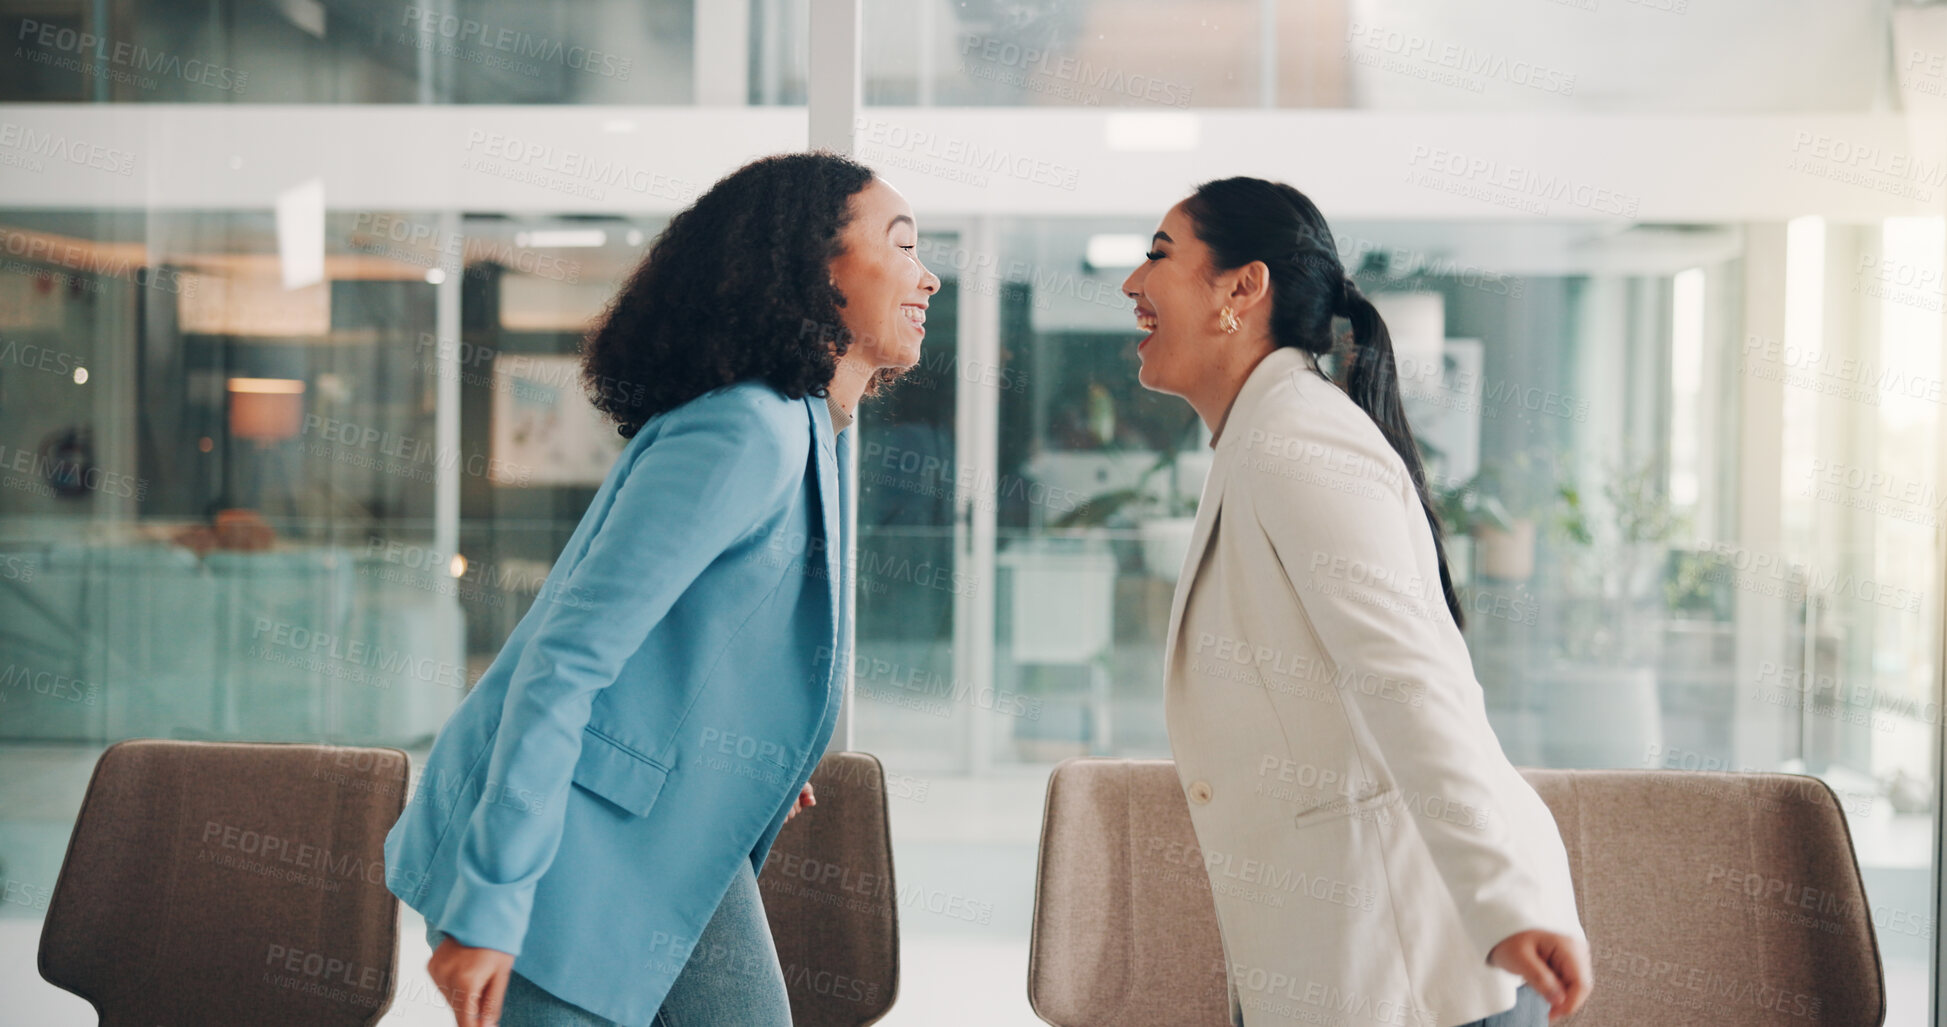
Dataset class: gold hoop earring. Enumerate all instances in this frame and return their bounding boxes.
[1218,307,1240,334]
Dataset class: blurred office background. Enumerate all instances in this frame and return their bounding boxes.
[1,0,1945,1023]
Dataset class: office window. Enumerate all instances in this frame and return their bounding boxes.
[2,2,1943,1025]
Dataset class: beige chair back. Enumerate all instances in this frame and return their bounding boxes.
[1028,759,1886,1027]
[1029,758,1231,1026]
[759,750,901,1026]
[38,739,408,1027]
[1521,768,1883,1026]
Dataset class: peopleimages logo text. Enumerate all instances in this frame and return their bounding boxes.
[1406,145,1640,217]
[15,18,249,92]
[0,121,135,176]
[959,35,1193,107]
[461,130,696,202]
[400,8,632,80]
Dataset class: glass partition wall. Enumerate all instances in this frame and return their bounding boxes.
[3,2,1945,1025]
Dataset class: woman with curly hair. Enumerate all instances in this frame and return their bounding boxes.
[384,151,939,1027]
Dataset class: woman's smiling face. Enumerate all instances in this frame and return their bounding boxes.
[1121,200,1221,398]
[829,177,940,373]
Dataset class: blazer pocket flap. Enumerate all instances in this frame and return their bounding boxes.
[571,730,671,817]
[1290,780,1400,830]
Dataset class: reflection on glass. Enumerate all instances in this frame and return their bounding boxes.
[1,4,1943,1026]
[1,1,696,104]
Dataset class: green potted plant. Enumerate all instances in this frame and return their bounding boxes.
[1542,453,1690,767]
[1553,456,1690,663]
[1471,449,1553,582]
[1055,412,1204,581]
[1426,466,1493,587]
[1424,447,1552,583]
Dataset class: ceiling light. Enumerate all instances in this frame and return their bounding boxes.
[1085,234,1151,270]
[515,229,608,248]
[228,378,307,394]
[1104,113,1200,152]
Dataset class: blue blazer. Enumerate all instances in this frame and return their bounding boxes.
[383,382,853,1025]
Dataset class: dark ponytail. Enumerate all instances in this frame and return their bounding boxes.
[1334,278,1465,630]
[1183,178,1465,630]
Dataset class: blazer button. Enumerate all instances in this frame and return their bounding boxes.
[1187,780,1213,805]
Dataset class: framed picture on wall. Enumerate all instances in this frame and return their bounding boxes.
[489,354,625,487]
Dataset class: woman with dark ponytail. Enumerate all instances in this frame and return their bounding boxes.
[1126,178,1591,1027]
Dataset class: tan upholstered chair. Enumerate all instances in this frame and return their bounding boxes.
[38,739,409,1027]
[759,749,900,1026]
[1521,769,1884,1026]
[1029,758,1232,1027]
[1029,759,1886,1027]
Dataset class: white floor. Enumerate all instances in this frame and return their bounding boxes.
[3,914,1929,1027]
[0,916,1047,1026]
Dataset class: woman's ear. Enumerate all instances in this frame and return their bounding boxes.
[1229,260,1272,314]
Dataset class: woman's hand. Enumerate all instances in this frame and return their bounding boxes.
[1487,929,1591,1022]
[785,782,816,823]
[427,935,515,1027]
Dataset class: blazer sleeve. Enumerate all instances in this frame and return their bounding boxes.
[1248,411,1585,964]
[435,388,802,956]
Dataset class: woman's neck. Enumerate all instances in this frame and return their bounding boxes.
[826,351,872,421]
[1189,341,1277,443]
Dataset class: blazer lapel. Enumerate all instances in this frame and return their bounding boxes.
[806,398,844,642]
[1161,348,1314,673]
[1162,449,1230,673]
[833,423,854,663]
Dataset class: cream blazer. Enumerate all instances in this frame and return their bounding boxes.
[1163,347,1585,1027]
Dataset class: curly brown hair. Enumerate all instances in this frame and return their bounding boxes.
[580,151,876,438]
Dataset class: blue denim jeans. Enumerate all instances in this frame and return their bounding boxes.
[1460,985,1549,1027]
[425,859,792,1027]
